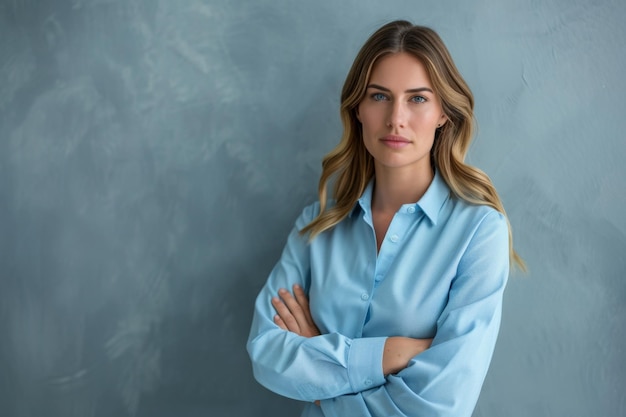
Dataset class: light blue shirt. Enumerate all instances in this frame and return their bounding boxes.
[247,171,510,417]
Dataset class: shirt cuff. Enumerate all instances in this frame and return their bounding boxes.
[347,336,387,393]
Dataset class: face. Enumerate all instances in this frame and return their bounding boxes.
[357,52,447,176]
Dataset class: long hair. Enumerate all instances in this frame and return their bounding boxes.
[300,20,525,270]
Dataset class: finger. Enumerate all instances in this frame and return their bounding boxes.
[288,286,321,337]
[271,296,300,333]
[293,284,310,310]
[293,284,312,319]
[278,288,308,325]
[273,314,288,330]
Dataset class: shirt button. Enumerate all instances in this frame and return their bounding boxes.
[390,234,399,243]
[361,293,370,301]
[407,206,416,214]
[364,379,372,386]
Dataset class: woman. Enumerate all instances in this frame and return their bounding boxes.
[247,20,524,417]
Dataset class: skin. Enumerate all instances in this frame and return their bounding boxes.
[272,53,445,403]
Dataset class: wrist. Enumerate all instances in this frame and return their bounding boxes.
[382,337,405,375]
[382,336,431,375]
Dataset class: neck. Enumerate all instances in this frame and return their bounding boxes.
[372,163,434,214]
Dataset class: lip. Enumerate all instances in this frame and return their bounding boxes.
[380,134,411,148]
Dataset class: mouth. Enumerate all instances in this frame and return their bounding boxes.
[380,135,411,148]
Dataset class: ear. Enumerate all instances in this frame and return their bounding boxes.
[437,114,448,128]
[355,106,361,122]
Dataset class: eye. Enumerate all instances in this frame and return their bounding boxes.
[410,95,427,103]
[371,92,388,101]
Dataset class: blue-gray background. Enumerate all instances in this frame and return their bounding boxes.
[1,1,624,416]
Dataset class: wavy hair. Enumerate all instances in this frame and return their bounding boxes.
[300,20,525,270]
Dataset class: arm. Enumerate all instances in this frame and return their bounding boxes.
[247,204,390,401]
[318,210,510,417]
[272,285,433,376]
[272,284,432,407]
[382,337,433,376]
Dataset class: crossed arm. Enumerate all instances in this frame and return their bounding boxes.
[271,284,432,385]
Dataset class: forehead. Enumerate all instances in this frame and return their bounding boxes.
[368,52,433,88]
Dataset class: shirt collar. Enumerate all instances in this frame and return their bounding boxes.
[416,169,450,225]
[351,169,450,225]
[352,180,374,219]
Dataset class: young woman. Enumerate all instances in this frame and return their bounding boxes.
[247,20,524,417]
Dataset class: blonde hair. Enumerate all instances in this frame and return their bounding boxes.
[300,20,525,271]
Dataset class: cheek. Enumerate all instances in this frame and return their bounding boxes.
[356,102,374,124]
[412,110,441,129]
[358,107,382,131]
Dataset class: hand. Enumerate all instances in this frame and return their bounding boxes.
[383,337,433,375]
[271,284,321,338]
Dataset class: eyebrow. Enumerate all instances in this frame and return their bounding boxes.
[366,83,434,94]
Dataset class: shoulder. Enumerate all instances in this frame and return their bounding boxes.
[439,198,509,265]
[444,197,507,234]
[294,198,343,228]
[294,201,321,230]
[448,199,509,268]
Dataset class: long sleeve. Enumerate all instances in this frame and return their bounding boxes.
[320,210,510,417]
[246,204,388,402]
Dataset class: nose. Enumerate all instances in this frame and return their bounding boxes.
[387,101,406,129]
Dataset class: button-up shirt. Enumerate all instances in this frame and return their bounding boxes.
[247,171,510,417]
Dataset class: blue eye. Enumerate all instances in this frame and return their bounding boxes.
[371,93,387,101]
[411,95,427,103]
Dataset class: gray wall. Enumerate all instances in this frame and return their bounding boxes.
[1,1,624,416]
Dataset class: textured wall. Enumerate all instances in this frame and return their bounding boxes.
[1,1,624,416]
